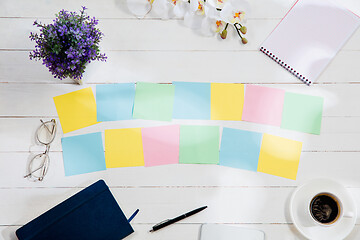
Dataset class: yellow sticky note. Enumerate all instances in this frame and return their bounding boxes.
[211,83,244,121]
[257,134,302,180]
[105,128,144,168]
[53,88,99,133]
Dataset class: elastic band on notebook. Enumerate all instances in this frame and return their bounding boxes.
[260,46,312,85]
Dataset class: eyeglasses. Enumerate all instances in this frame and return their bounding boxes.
[24,119,57,182]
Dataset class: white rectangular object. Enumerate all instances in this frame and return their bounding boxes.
[199,224,265,240]
[260,0,360,85]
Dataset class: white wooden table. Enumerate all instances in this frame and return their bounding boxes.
[1,0,360,239]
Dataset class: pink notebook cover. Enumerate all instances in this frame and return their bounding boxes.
[260,0,360,85]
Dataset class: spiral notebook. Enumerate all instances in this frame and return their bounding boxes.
[260,0,360,85]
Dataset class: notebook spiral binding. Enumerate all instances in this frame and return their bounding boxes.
[260,46,311,85]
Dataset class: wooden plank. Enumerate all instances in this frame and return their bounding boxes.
[0,51,73,84]
[1,18,360,51]
[0,0,295,19]
[1,50,360,84]
[0,18,276,50]
[1,0,360,20]
[1,116,360,153]
[1,223,360,240]
[0,84,360,117]
[1,187,360,225]
[2,151,360,188]
[0,224,195,240]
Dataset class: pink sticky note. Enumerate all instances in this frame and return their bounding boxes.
[141,125,180,167]
[242,85,285,126]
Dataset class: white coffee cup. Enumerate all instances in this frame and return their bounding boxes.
[308,192,354,227]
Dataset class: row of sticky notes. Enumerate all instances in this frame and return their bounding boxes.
[53,82,324,135]
[61,125,302,180]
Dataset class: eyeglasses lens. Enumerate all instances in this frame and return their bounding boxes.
[27,154,50,181]
[37,121,56,145]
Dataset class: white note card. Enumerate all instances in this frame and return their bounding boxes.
[199,224,265,240]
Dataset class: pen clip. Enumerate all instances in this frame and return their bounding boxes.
[153,219,170,228]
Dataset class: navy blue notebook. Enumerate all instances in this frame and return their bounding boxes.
[16,180,134,240]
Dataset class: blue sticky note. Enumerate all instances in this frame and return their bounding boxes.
[173,82,211,119]
[96,83,135,121]
[219,128,263,171]
[61,132,106,176]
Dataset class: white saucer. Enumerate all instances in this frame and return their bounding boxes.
[289,179,357,240]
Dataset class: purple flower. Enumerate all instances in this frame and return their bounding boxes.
[29,7,106,80]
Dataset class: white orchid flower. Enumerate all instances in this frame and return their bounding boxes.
[172,0,189,17]
[206,0,228,10]
[184,1,225,37]
[183,0,208,29]
[199,18,226,37]
[184,0,219,30]
[200,4,225,36]
[127,0,154,17]
[213,20,226,33]
[152,0,189,19]
[220,0,250,24]
[191,0,206,16]
[198,2,226,37]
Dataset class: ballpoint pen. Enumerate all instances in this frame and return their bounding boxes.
[149,206,207,232]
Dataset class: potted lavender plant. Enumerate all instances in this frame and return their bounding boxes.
[29,6,107,84]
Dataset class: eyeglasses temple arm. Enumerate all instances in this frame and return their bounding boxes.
[40,119,56,134]
[23,155,48,179]
[24,163,44,178]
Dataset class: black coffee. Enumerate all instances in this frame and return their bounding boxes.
[310,194,340,224]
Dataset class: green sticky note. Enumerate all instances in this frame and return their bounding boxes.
[133,82,175,121]
[179,125,220,164]
[281,92,324,135]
